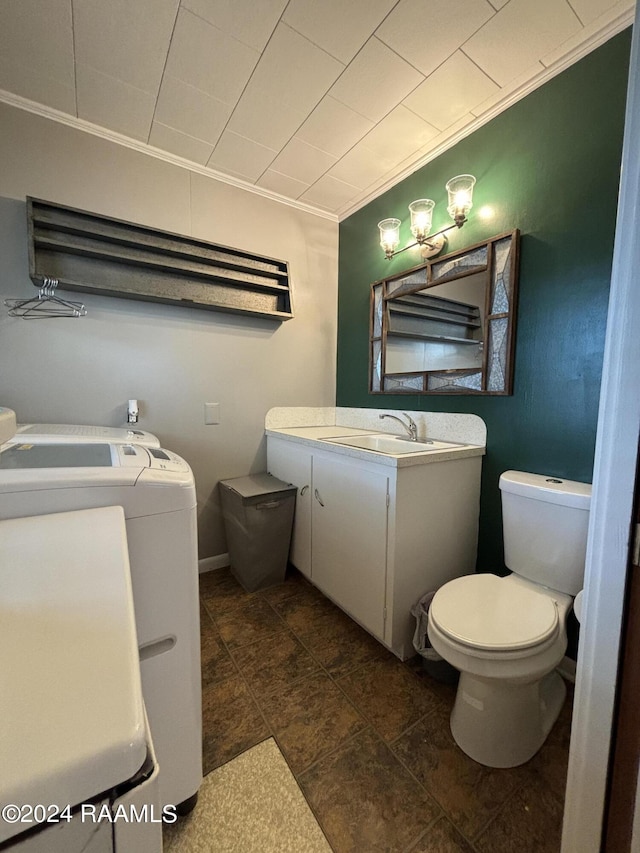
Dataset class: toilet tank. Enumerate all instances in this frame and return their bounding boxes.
[499,471,591,595]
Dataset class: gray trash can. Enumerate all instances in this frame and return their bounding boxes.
[219,473,297,592]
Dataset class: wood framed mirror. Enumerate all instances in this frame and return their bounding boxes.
[369,230,520,395]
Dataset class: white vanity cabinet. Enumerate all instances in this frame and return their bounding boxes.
[266,438,313,577]
[267,433,483,659]
[310,451,389,641]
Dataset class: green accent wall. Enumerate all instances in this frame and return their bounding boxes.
[337,30,632,574]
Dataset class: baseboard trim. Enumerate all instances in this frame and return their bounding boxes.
[557,655,577,683]
[199,554,230,574]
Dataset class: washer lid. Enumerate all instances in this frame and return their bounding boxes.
[0,507,147,845]
[0,442,113,469]
[15,423,161,448]
[430,574,559,651]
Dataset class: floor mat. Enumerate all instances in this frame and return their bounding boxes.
[163,737,332,852]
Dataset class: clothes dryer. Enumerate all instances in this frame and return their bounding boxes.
[0,440,202,812]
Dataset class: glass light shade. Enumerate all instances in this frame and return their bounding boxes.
[446,174,476,224]
[408,199,435,243]
[378,218,401,258]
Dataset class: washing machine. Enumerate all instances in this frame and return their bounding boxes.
[0,506,162,852]
[0,433,202,813]
[1,406,161,448]
[12,423,161,447]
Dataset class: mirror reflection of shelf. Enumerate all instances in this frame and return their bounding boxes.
[388,292,481,344]
[388,330,482,345]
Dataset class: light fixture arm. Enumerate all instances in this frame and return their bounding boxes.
[383,217,466,260]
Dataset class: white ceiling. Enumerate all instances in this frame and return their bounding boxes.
[0,0,635,220]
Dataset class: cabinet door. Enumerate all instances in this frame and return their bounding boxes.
[312,453,389,641]
[267,438,312,578]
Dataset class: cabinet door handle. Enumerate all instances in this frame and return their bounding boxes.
[314,488,325,507]
[300,485,309,496]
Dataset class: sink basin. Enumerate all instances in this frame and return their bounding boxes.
[321,434,463,455]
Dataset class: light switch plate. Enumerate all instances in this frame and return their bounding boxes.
[204,403,220,425]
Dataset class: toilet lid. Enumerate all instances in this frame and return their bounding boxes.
[430,574,559,651]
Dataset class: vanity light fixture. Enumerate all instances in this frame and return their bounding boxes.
[378,174,476,260]
[378,218,401,260]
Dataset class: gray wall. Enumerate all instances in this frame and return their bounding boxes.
[0,103,338,560]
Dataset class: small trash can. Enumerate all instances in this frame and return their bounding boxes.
[219,473,297,592]
[411,591,459,685]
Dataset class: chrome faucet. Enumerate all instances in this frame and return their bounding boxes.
[379,412,418,441]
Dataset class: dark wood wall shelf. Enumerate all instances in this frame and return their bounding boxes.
[27,198,293,321]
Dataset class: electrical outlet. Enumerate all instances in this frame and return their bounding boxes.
[204,403,220,425]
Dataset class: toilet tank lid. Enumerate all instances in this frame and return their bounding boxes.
[499,470,591,509]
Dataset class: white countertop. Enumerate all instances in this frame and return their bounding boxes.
[266,425,485,468]
[265,406,487,447]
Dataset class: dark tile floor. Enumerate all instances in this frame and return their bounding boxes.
[199,567,572,853]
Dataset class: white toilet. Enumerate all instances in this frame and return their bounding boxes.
[427,470,591,768]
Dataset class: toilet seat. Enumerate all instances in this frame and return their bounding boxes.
[430,574,559,653]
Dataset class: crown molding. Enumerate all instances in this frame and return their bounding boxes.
[0,89,339,224]
[336,6,635,221]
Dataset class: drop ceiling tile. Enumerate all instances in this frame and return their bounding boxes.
[76,64,156,140]
[463,0,582,87]
[426,109,477,143]
[362,106,438,163]
[394,113,479,179]
[425,111,482,151]
[165,8,260,105]
[329,37,424,123]
[328,142,392,189]
[256,170,310,199]
[149,121,214,164]
[300,174,362,210]
[296,96,374,158]
[248,23,344,115]
[283,0,399,63]
[568,0,625,25]
[73,0,178,94]
[541,0,633,67]
[539,28,586,69]
[154,75,231,146]
[208,131,277,182]
[361,110,480,205]
[270,138,337,185]
[0,57,76,114]
[435,111,479,143]
[227,84,308,150]
[0,0,74,101]
[375,0,495,78]
[181,0,288,51]
[404,51,499,131]
[470,61,545,115]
